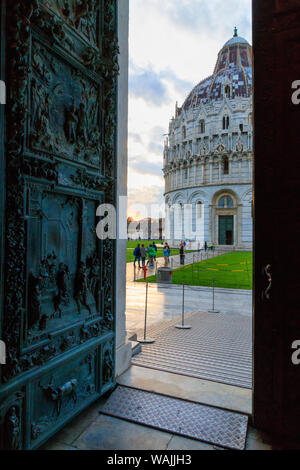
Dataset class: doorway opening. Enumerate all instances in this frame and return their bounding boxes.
[219,215,234,245]
[125,0,253,431]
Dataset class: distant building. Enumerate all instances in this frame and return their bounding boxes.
[128,218,165,240]
[163,29,253,249]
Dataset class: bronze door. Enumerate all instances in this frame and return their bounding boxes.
[0,0,118,450]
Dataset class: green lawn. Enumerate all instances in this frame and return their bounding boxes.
[138,251,253,290]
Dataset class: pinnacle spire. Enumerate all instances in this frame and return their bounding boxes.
[234,26,238,37]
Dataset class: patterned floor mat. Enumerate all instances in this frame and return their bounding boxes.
[100,385,248,450]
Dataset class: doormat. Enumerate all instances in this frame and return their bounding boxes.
[100,385,248,450]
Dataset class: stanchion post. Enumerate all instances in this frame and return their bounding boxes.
[175,282,191,329]
[246,259,250,286]
[208,278,220,313]
[192,256,194,283]
[137,283,155,343]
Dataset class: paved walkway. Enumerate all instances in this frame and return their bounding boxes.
[132,311,252,389]
[126,281,252,339]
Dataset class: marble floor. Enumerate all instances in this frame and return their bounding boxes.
[41,366,274,451]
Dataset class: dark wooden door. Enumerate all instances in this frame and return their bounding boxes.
[0,0,118,450]
[253,0,300,443]
[218,215,233,245]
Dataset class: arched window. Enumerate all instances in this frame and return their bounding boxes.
[225,85,231,98]
[200,120,205,134]
[223,115,230,130]
[182,126,186,139]
[223,156,229,175]
[218,195,234,208]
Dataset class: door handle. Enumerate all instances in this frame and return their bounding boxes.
[262,264,272,301]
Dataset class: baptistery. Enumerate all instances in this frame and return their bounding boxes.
[163,29,253,249]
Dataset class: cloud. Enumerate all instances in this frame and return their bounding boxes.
[129,132,143,144]
[128,185,165,218]
[129,156,162,177]
[129,67,171,106]
[129,63,195,108]
[148,142,164,155]
[147,0,252,41]
[160,70,194,96]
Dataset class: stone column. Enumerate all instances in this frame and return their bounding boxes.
[236,204,243,247]
[201,162,205,184]
[116,0,131,377]
[165,204,170,240]
[248,157,252,181]
[209,158,213,183]
[229,156,233,179]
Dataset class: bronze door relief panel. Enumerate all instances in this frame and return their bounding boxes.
[0,0,118,450]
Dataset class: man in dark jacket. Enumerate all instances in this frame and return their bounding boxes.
[133,244,141,268]
[180,243,185,265]
[140,244,147,267]
[152,242,158,261]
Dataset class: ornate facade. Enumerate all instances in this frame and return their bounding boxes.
[163,30,253,249]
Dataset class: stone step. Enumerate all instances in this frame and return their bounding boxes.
[131,341,142,357]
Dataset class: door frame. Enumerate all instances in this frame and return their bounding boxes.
[252,0,300,442]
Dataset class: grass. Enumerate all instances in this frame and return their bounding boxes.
[138,251,253,290]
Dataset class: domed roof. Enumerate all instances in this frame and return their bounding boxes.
[182,29,252,112]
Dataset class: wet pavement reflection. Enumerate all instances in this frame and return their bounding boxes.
[126,279,252,338]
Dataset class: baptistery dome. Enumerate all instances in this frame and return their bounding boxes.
[183,30,252,110]
[163,29,253,250]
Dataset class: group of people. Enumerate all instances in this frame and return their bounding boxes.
[133,243,157,269]
[132,239,217,271]
[133,242,172,269]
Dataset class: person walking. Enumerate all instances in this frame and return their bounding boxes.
[167,243,171,264]
[140,244,146,267]
[163,245,169,267]
[152,242,158,261]
[204,241,208,252]
[147,244,156,268]
[133,244,141,268]
[180,243,185,265]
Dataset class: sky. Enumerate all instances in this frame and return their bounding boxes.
[127,0,252,220]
